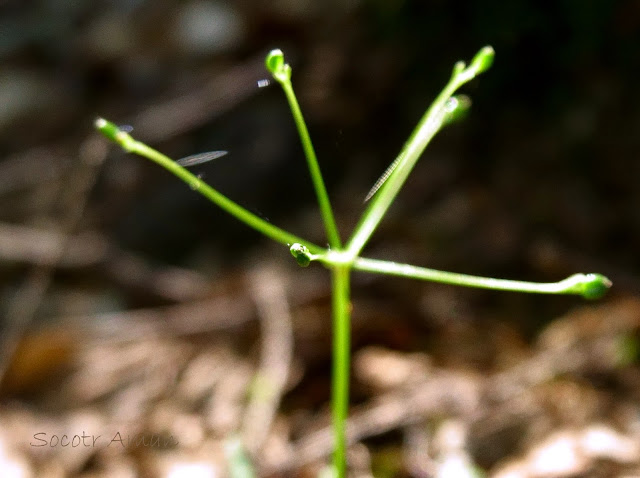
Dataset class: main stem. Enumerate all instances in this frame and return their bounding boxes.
[331,264,351,477]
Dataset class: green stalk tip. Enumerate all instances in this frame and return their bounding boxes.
[94,117,120,141]
[469,46,495,76]
[94,117,136,152]
[452,61,466,78]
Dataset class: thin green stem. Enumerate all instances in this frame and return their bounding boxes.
[331,265,351,477]
[346,48,494,258]
[352,256,611,298]
[280,81,342,249]
[267,50,342,250]
[95,118,325,256]
[345,84,455,257]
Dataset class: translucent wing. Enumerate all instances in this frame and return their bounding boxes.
[176,150,228,167]
[364,96,468,202]
[364,157,401,202]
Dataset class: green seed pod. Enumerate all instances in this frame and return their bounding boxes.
[289,243,312,267]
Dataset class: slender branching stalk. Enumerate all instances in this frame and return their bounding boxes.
[347,47,495,258]
[94,118,324,255]
[96,46,611,478]
[266,50,342,250]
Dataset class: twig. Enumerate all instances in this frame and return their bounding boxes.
[268,298,640,473]
[130,56,266,142]
[0,145,72,197]
[266,370,481,472]
[62,296,255,343]
[0,135,107,384]
[0,222,107,267]
[242,264,294,456]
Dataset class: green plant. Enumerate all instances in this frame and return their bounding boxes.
[96,46,611,478]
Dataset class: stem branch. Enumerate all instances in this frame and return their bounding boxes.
[95,118,325,255]
[353,256,611,299]
[346,48,494,257]
[266,50,342,250]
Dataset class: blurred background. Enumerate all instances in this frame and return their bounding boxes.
[0,0,638,476]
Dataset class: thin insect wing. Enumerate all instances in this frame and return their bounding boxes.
[176,151,228,167]
[364,157,401,202]
[364,101,454,203]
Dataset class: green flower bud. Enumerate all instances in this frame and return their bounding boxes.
[289,243,312,267]
[468,46,495,76]
[265,49,284,73]
[265,49,291,83]
[578,273,612,300]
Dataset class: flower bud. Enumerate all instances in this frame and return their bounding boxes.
[469,46,495,76]
[290,243,312,267]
